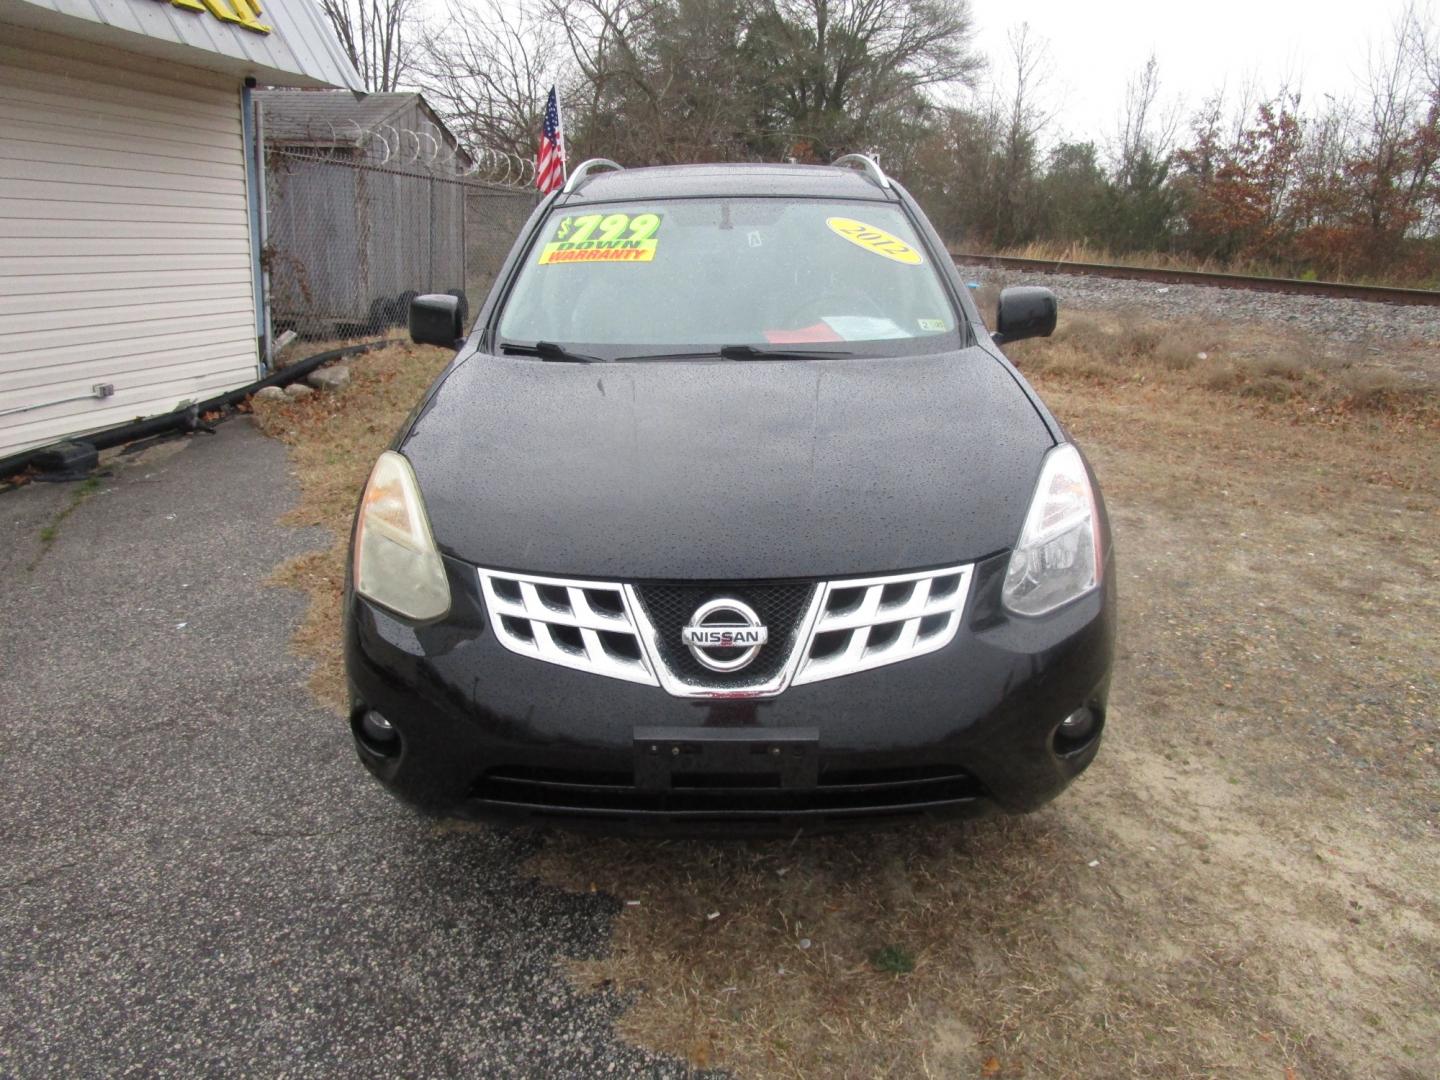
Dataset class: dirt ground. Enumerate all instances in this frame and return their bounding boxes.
[256,317,1439,1078]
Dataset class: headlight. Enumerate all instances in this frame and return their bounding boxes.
[354,451,450,620]
[1002,444,1102,616]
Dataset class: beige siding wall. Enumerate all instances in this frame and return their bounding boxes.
[0,27,258,458]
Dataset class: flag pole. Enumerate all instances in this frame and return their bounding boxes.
[555,88,568,186]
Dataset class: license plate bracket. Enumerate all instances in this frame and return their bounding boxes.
[633,726,819,791]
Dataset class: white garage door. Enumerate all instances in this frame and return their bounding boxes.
[0,33,258,459]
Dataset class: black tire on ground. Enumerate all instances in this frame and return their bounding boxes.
[366,297,390,334]
[395,290,420,327]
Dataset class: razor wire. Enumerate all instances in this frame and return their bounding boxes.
[262,141,539,341]
[272,118,537,185]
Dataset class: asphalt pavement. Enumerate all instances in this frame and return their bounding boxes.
[0,422,692,1077]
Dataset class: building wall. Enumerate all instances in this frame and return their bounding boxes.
[0,25,258,458]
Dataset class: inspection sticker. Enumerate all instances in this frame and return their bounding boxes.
[825,217,923,265]
[538,212,661,265]
[918,318,947,332]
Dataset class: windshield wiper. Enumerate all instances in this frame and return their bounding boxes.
[616,345,854,362]
[719,345,852,360]
[499,340,602,363]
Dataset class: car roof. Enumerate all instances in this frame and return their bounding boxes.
[560,162,896,204]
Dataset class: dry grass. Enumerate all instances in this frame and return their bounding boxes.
[525,364,1440,1078]
[1004,311,1440,425]
[251,339,454,707]
[974,240,1440,290]
[529,821,1335,1077]
[255,322,1440,1077]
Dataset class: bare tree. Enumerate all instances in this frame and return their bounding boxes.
[1113,53,1179,185]
[988,23,1053,244]
[1403,0,1439,97]
[1001,23,1053,163]
[1350,7,1439,243]
[319,0,420,92]
[1096,54,1182,250]
[416,0,564,160]
[1408,1,1440,235]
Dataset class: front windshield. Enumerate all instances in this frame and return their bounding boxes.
[496,198,964,356]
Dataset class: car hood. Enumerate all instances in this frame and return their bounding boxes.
[404,348,1054,580]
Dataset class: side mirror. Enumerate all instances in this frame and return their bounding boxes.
[993,286,1058,345]
[409,294,463,347]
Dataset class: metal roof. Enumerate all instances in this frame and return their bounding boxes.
[255,90,442,145]
[562,163,897,204]
[0,0,365,90]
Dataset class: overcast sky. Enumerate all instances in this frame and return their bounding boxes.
[966,0,1432,149]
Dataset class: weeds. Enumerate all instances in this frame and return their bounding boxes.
[252,340,453,706]
[28,476,101,572]
[870,944,916,974]
[1005,311,1439,425]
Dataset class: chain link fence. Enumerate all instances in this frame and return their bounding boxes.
[262,147,537,341]
[463,183,540,307]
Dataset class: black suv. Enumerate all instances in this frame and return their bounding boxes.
[344,156,1115,830]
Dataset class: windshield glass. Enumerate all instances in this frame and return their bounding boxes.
[496,198,964,357]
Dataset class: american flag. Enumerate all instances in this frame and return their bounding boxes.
[536,86,565,194]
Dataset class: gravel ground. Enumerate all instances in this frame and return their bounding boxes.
[955,262,1440,351]
[0,424,696,1078]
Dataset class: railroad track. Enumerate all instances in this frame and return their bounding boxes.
[950,253,1440,307]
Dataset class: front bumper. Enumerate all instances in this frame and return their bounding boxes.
[344,551,1116,832]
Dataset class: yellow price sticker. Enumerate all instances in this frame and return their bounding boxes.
[539,211,662,265]
[825,217,923,265]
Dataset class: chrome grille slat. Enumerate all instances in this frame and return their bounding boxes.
[477,563,973,697]
[814,577,958,631]
[478,569,658,686]
[792,565,972,686]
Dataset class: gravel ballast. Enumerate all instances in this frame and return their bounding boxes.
[954,262,1440,349]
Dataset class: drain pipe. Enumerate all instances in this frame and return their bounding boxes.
[0,340,385,483]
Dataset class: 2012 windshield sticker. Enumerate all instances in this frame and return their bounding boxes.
[539,212,661,264]
[825,217,923,265]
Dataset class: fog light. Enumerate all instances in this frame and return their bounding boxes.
[1058,708,1095,741]
[360,710,398,744]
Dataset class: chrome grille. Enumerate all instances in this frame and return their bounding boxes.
[478,569,658,686]
[792,565,973,685]
[477,563,971,697]
[631,583,817,690]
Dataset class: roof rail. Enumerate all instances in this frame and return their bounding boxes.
[562,158,624,193]
[831,153,891,190]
